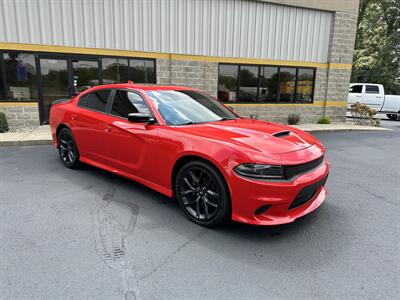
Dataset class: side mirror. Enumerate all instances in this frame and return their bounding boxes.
[127,113,155,124]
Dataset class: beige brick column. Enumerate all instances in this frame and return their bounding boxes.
[324,12,358,122]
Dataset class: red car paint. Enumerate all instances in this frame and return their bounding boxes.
[50,83,329,225]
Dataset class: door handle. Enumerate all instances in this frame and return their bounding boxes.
[71,114,77,120]
[356,95,361,98]
[104,126,112,132]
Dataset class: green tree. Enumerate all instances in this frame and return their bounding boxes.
[351,0,400,95]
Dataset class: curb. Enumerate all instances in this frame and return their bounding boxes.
[0,140,52,147]
[0,126,392,147]
[302,128,392,133]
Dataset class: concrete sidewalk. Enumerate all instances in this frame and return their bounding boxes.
[0,126,53,147]
[0,123,391,147]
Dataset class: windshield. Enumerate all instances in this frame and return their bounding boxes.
[146,90,237,125]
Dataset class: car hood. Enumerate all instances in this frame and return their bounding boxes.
[172,118,321,155]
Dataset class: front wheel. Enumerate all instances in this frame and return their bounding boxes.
[175,161,231,227]
[386,114,399,121]
[57,127,80,168]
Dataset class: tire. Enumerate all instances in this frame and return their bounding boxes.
[386,114,399,121]
[57,127,81,169]
[175,160,231,227]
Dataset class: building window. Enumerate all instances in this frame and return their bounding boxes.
[1,52,37,101]
[72,59,100,90]
[129,59,155,83]
[217,64,238,103]
[296,68,314,103]
[238,65,258,102]
[279,67,297,102]
[102,58,129,84]
[218,63,315,104]
[259,67,279,102]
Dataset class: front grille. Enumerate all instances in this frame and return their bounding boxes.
[289,176,328,209]
[285,155,324,179]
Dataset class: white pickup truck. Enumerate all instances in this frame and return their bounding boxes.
[347,83,400,120]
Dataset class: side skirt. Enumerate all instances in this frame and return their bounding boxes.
[79,156,173,198]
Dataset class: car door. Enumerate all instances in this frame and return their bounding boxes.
[70,89,112,162]
[101,89,159,180]
[347,84,363,108]
[363,84,382,110]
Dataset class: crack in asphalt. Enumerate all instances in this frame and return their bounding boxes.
[138,229,208,282]
[92,179,140,300]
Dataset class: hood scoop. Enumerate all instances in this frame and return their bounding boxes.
[272,130,291,138]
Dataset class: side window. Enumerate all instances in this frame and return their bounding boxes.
[349,85,363,93]
[365,85,379,94]
[79,90,110,112]
[111,90,150,118]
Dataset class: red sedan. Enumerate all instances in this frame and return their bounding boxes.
[50,83,329,227]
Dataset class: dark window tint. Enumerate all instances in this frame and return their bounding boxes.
[296,68,314,103]
[259,67,278,102]
[365,85,379,94]
[279,67,296,102]
[102,58,129,84]
[350,85,363,93]
[218,64,238,102]
[238,65,258,102]
[111,90,150,118]
[79,90,110,112]
[129,59,155,83]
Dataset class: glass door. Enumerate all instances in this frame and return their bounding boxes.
[38,57,100,124]
[38,58,69,123]
[72,59,100,92]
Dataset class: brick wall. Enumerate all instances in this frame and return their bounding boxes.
[157,59,218,97]
[0,104,40,128]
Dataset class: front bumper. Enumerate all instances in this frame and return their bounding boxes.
[229,159,329,225]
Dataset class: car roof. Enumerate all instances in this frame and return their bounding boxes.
[90,83,198,91]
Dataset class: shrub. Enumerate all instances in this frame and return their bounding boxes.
[350,102,380,126]
[317,116,331,124]
[287,113,300,125]
[0,112,9,133]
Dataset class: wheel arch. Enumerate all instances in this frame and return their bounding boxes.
[171,154,232,200]
[55,123,72,146]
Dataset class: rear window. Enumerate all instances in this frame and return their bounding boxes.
[365,85,379,94]
[78,90,111,112]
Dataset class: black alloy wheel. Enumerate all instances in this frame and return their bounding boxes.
[58,128,80,168]
[175,161,231,227]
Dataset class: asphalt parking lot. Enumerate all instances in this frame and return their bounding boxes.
[1,120,399,299]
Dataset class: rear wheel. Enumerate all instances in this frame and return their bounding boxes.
[386,114,399,121]
[175,161,231,227]
[57,127,80,168]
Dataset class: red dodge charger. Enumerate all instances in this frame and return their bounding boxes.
[50,83,329,227]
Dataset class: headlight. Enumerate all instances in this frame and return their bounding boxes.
[234,164,285,179]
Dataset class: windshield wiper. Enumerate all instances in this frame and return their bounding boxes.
[176,121,196,126]
[218,117,236,121]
